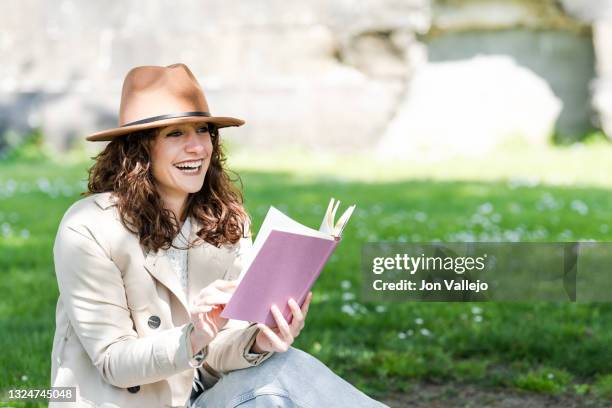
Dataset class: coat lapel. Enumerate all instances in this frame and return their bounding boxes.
[95,190,234,316]
[143,248,190,314]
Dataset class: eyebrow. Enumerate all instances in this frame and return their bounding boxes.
[162,122,209,133]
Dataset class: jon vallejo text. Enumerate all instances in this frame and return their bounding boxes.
[371,253,489,293]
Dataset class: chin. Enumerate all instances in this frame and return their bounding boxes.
[185,187,203,194]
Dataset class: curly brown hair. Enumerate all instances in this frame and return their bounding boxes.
[82,124,249,253]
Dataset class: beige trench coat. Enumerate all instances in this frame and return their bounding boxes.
[50,192,273,407]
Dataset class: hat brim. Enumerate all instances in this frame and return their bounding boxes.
[85,115,245,142]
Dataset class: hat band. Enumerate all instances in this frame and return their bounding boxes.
[121,111,211,127]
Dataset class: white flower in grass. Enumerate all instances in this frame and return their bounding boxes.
[478,202,493,215]
[342,292,355,301]
[21,375,28,381]
[340,280,351,290]
[398,332,407,339]
[37,178,50,192]
[420,328,431,337]
[473,315,483,323]
[352,303,368,314]
[570,200,588,216]
[6,179,17,194]
[415,317,424,325]
[20,229,30,239]
[1,223,11,237]
[375,305,386,313]
[471,306,482,315]
[414,212,427,222]
[547,373,555,380]
[341,304,356,316]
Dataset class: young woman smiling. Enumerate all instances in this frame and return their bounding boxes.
[50,63,389,408]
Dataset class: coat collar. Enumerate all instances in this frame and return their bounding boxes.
[144,216,232,317]
[94,191,236,316]
[94,192,117,210]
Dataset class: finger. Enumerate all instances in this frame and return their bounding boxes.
[214,279,239,292]
[193,293,233,308]
[197,280,237,300]
[200,286,236,303]
[287,298,304,332]
[196,285,236,304]
[256,323,288,352]
[196,312,209,331]
[301,292,313,317]
[204,312,221,333]
[209,286,236,300]
[271,305,293,342]
[190,302,214,313]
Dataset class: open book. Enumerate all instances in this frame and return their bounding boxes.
[220,198,355,326]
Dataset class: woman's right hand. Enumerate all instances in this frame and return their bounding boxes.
[189,279,238,353]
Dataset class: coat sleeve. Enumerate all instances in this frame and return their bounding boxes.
[203,225,275,373]
[53,223,197,388]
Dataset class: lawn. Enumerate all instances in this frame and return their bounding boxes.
[2,141,612,407]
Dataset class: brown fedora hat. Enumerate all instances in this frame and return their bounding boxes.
[85,63,244,141]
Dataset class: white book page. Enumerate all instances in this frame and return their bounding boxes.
[334,204,356,237]
[237,206,333,281]
[319,198,356,238]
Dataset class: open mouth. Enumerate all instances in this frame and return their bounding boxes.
[173,159,203,175]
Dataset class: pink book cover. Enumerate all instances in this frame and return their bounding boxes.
[221,230,340,326]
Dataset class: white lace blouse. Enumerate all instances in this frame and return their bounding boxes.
[163,216,192,296]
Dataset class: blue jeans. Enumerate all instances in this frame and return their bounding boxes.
[190,347,389,408]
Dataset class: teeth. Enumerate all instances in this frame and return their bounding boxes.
[174,159,203,169]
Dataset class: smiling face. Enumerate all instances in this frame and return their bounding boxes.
[150,121,213,207]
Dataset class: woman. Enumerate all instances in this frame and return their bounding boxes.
[50,63,388,408]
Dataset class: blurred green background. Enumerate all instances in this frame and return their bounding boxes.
[2,132,612,407]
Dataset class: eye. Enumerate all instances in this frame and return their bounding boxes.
[197,126,209,133]
[166,130,182,137]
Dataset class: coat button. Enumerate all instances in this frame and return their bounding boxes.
[148,315,161,329]
[127,385,140,393]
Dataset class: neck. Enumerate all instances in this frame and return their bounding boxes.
[158,189,189,223]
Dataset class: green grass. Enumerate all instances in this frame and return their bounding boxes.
[2,142,612,406]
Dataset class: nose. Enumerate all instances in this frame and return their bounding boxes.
[184,128,207,153]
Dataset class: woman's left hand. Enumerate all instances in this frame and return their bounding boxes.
[252,291,313,353]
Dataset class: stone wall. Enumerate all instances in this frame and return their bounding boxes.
[0,0,610,156]
[0,0,429,154]
[376,0,609,157]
